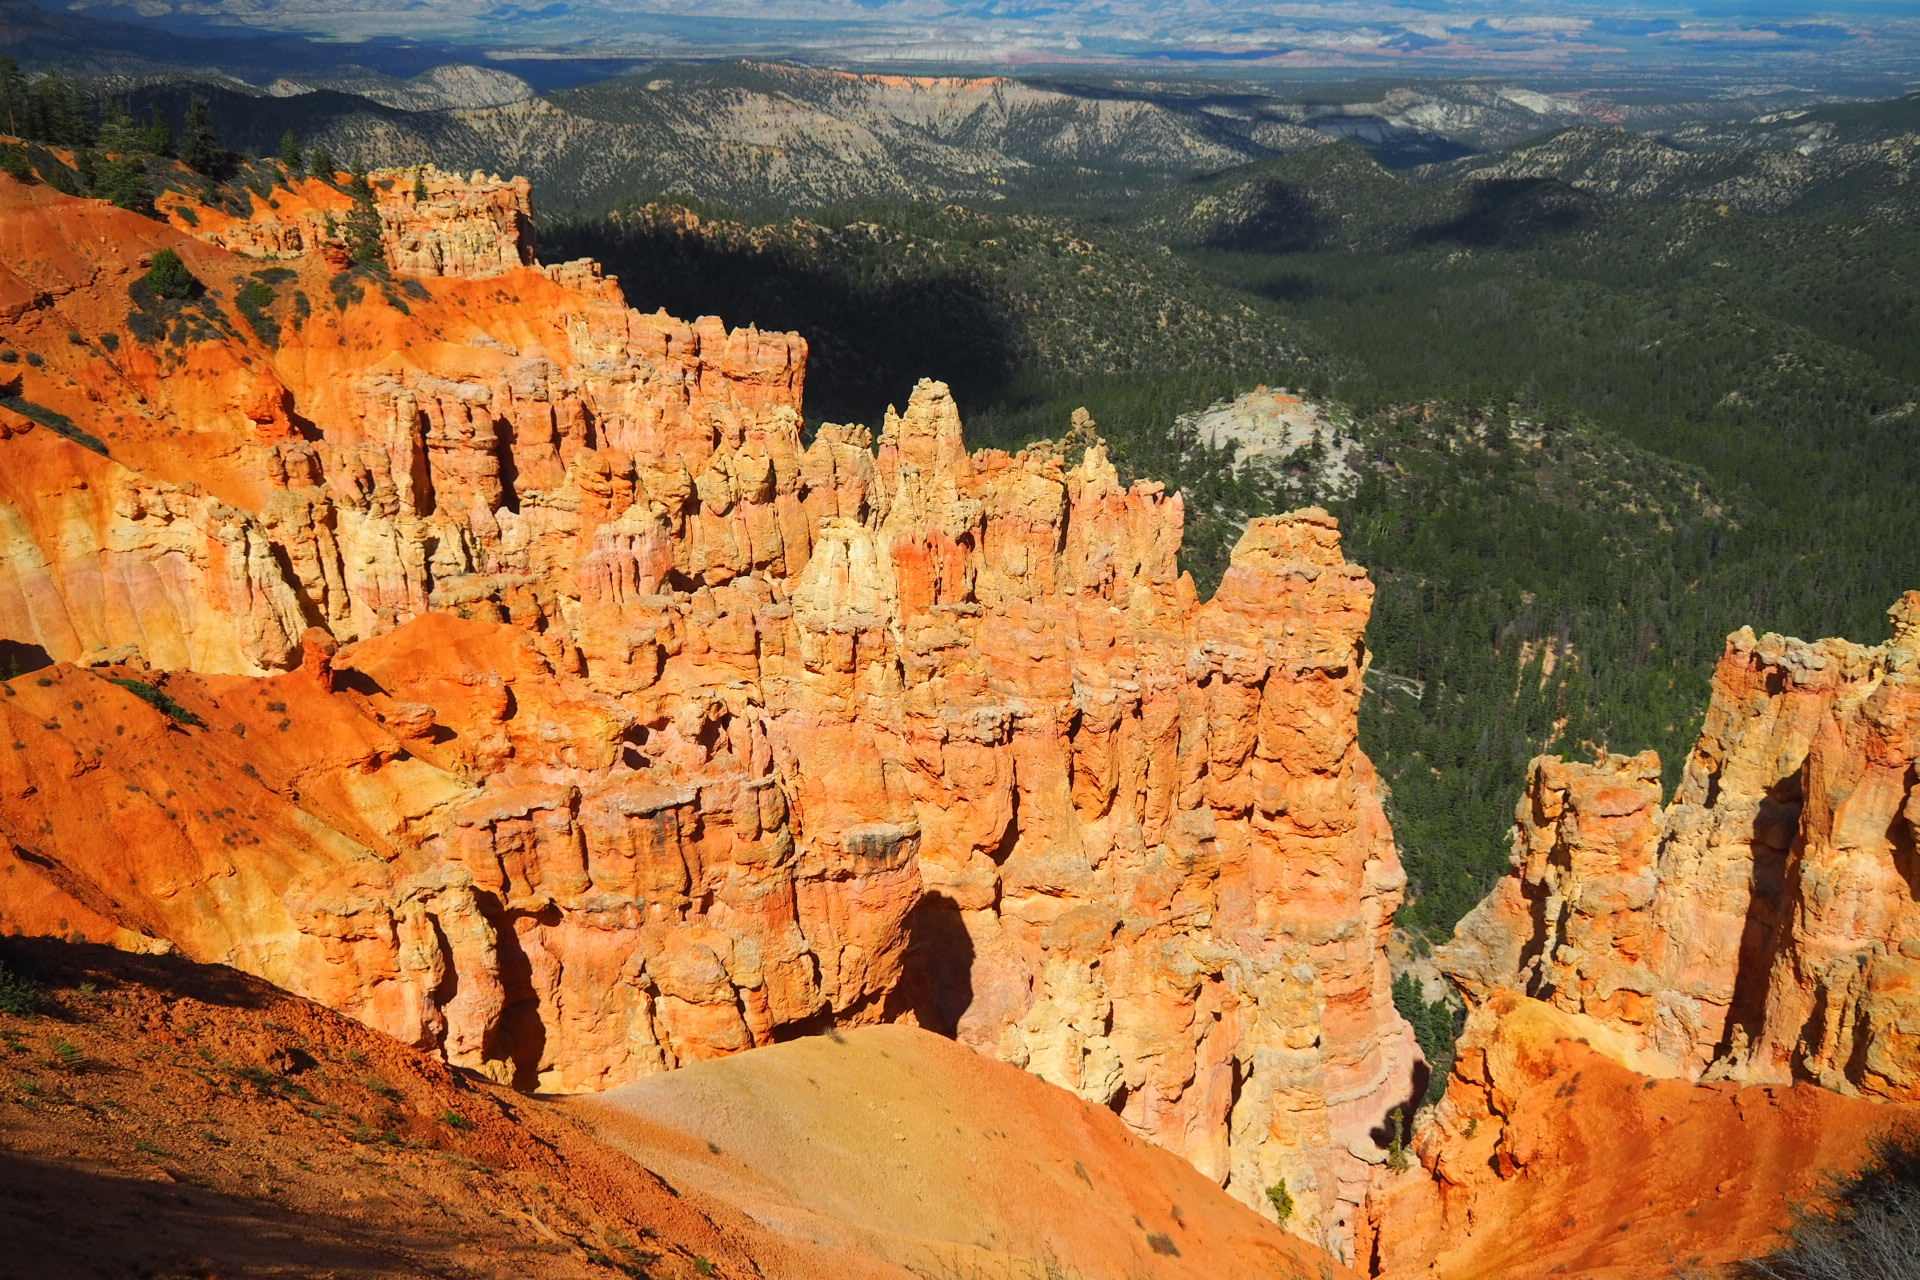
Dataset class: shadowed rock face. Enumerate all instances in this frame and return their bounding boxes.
[0,167,1413,1256]
[1440,593,1920,1101]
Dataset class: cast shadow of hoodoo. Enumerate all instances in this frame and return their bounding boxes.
[543,215,1023,430]
[1368,1059,1432,1154]
[891,892,976,1040]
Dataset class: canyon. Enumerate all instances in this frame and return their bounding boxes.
[1,154,1916,1280]
[0,160,1414,1256]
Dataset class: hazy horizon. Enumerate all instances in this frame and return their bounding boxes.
[37,0,1920,87]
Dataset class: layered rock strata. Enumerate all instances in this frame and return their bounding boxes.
[0,171,1415,1254]
[1441,594,1920,1098]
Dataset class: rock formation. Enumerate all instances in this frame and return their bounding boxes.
[2,937,1358,1280]
[162,164,537,278]
[1441,596,1920,1100]
[0,168,1416,1254]
[1357,601,1920,1277]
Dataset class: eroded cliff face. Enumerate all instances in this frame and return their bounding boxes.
[0,170,1414,1254]
[161,164,538,278]
[1441,596,1920,1101]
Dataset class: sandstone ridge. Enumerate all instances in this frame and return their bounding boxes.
[158,164,540,279]
[0,168,1414,1255]
[1356,599,1920,1277]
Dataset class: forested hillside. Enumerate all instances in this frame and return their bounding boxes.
[1164,143,1918,931]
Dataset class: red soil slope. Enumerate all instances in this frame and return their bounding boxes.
[1360,992,1920,1279]
[570,1023,1355,1280]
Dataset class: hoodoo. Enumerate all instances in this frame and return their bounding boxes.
[0,165,1415,1254]
[1443,593,1920,1098]
[1363,598,1920,1277]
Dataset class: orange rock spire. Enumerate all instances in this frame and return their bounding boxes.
[1357,599,1920,1278]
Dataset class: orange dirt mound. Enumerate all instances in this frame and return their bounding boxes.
[1361,993,1920,1280]
[0,937,775,1280]
[569,1023,1356,1280]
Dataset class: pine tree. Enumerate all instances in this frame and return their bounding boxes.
[140,106,173,157]
[94,152,150,211]
[26,74,91,147]
[74,147,96,192]
[140,248,196,300]
[279,127,302,174]
[178,93,217,172]
[412,169,428,203]
[96,97,136,154]
[307,145,335,181]
[0,58,25,140]
[56,74,91,147]
[343,167,383,268]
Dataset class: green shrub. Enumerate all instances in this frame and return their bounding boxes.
[0,960,45,1016]
[106,677,205,727]
[140,249,196,301]
[1265,1179,1294,1223]
[234,277,279,345]
[1741,1125,1920,1279]
[0,390,107,455]
[30,146,78,195]
[45,1038,85,1071]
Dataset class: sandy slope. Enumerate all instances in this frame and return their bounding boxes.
[569,1024,1352,1280]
